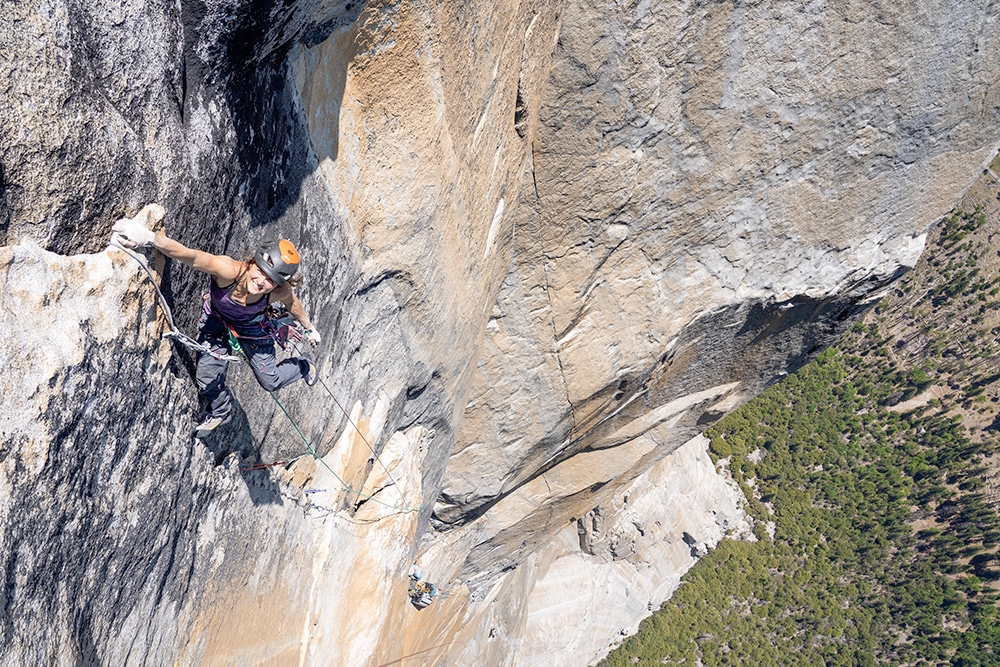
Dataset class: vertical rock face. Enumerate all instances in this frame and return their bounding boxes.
[0,1,998,666]
[441,0,1000,596]
[436,0,1000,661]
[2,0,560,664]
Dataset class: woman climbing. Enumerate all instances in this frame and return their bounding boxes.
[112,213,322,439]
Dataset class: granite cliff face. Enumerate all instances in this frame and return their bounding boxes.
[1,0,999,665]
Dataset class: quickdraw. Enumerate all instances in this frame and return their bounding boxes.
[260,304,304,350]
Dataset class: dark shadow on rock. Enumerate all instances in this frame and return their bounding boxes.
[74,616,98,667]
[197,397,285,506]
[0,160,9,246]
[239,459,293,506]
[436,273,898,536]
[212,0,366,230]
[197,398,251,465]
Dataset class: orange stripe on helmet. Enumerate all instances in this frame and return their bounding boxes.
[278,239,300,265]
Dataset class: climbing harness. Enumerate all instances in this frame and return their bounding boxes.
[111,241,240,362]
[112,239,421,515]
[260,304,303,349]
[204,285,300,351]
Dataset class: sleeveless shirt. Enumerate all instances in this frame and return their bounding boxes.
[204,279,270,338]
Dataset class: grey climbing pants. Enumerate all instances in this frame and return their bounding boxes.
[196,334,310,420]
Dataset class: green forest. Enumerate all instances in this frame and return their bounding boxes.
[598,181,1000,666]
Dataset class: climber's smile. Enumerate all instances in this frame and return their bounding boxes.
[246,263,276,295]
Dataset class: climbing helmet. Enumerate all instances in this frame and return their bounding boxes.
[254,239,300,286]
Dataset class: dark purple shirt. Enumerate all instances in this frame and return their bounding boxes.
[204,279,270,337]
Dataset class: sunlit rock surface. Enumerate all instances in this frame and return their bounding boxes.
[442,4,1000,660]
[1,0,999,665]
[408,434,751,665]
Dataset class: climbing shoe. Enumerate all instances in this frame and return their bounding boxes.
[305,360,319,387]
[194,413,232,439]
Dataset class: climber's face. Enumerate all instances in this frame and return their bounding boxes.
[246,262,276,295]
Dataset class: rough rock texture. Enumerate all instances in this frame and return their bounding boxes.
[440,5,1000,661]
[0,237,428,665]
[1,0,999,665]
[405,434,751,666]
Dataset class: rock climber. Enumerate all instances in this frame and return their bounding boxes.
[111,212,322,439]
[408,564,438,610]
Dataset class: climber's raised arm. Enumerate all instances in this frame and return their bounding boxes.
[152,234,241,282]
[111,214,240,282]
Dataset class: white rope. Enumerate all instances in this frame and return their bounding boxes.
[109,239,241,362]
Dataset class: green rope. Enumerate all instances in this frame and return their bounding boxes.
[228,331,420,515]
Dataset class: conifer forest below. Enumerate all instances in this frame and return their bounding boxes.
[599,169,1000,666]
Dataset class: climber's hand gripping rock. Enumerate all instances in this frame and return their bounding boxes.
[111,218,155,248]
